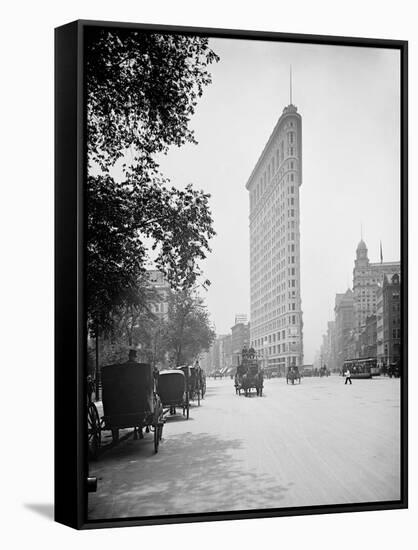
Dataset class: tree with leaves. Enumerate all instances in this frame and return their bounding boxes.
[86,28,219,337]
[164,289,216,367]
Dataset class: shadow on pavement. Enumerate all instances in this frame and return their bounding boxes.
[201,386,221,397]
[164,415,195,423]
[24,503,54,521]
[89,431,291,520]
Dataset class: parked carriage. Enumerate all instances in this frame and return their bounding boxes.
[87,362,164,461]
[200,370,207,398]
[286,366,301,385]
[157,369,190,419]
[234,348,264,396]
[179,365,203,405]
[319,365,330,377]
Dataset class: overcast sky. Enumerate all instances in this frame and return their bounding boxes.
[156,37,401,363]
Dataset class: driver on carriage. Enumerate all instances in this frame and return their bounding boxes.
[125,349,139,364]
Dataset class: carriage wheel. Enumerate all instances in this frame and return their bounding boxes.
[111,428,119,443]
[87,402,101,461]
[154,425,159,453]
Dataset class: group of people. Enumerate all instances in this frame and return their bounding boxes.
[241,346,257,360]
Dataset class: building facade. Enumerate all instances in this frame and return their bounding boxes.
[202,334,233,373]
[358,314,377,359]
[334,289,355,370]
[320,320,337,371]
[376,273,401,370]
[234,314,248,325]
[353,240,400,331]
[146,269,170,320]
[246,103,303,373]
[231,321,250,366]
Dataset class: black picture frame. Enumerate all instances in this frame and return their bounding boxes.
[55,19,408,530]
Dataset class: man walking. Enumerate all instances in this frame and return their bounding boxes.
[344,367,352,385]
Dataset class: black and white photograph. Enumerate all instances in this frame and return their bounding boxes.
[4,0,418,545]
[80,22,406,525]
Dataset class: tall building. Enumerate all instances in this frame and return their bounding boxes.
[353,240,400,331]
[334,289,355,369]
[231,321,250,366]
[234,313,248,325]
[322,320,337,371]
[146,269,170,320]
[203,334,233,372]
[246,101,303,373]
[376,273,401,370]
[358,314,377,359]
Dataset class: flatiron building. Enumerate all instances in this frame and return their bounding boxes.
[246,101,303,373]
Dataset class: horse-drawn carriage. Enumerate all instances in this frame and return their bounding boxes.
[157,369,190,419]
[87,362,164,461]
[234,348,264,397]
[179,365,205,405]
[319,365,330,377]
[286,366,301,385]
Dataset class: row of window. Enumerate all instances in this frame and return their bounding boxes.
[250,153,298,208]
[252,328,299,347]
[251,312,301,336]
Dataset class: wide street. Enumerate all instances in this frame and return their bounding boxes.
[88,375,400,520]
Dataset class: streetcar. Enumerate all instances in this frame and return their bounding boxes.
[343,357,379,379]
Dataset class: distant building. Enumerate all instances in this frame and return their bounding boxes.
[218,334,232,370]
[203,334,233,372]
[353,240,400,331]
[246,100,304,373]
[231,321,250,366]
[321,320,337,371]
[358,315,377,359]
[146,269,170,320]
[234,314,248,325]
[334,289,355,369]
[376,273,401,370]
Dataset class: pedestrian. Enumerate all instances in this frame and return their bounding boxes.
[344,368,352,385]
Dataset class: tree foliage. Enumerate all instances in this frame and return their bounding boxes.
[85,29,219,334]
[164,289,216,366]
[86,28,219,172]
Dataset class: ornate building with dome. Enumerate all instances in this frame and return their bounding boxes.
[352,239,400,331]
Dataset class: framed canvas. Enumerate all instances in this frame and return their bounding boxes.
[55,19,408,529]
